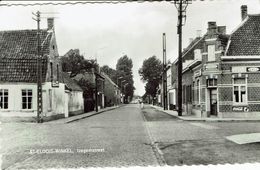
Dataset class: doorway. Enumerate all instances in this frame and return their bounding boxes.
[209,89,217,116]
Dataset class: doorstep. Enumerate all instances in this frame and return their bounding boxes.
[148,104,260,122]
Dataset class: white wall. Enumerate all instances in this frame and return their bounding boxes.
[0,83,37,117]
[0,82,67,118]
[68,91,84,113]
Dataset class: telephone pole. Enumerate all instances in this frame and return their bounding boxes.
[162,33,167,110]
[174,0,192,116]
[33,11,43,123]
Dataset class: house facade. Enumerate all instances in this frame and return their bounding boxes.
[0,18,84,122]
[173,5,260,118]
[102,73,121,107]
[73,69,105,112]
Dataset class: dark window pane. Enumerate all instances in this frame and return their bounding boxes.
[28,103,32,109]
[28,90,32,96]
[22,103,27,109]
[0,91,2,96]
[22,90,26,96]
[28,97,32,103]
[4,102,8,109]
[22,97,27,103]
[4,90,8,96]
[0,102,2,108]
[4,97,8,102]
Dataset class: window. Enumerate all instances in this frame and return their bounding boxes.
[233,78,247,104]
[207,79,217,87]
[194,49,202,60]
[56,64,59,81]
[50,62,53,81]
[196,79,200,104]
[22,89,33,109]
[0,89,8,109]
[208,45,215,61]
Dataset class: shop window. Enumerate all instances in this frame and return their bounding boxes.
[233,78,247,104]
[208,45,215,62]
[0,89,8,109]
[22,89,33,109]
[207,79,217,87]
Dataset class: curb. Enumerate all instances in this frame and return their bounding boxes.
[46,105,125,124]
[66,106,120,123]
[148,104,260,122]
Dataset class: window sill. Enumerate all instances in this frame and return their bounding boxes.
[20,110,35,112]
[232,103,248,106]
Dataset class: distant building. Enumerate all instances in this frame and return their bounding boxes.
[102,72,121,107]
[0,18,84,122]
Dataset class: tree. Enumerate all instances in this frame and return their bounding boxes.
[60,52,97,77]
[100,65,117,83]
[116,55,135,101]
[139,56,162,98]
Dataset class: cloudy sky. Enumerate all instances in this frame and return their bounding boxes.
[0,0,260,95]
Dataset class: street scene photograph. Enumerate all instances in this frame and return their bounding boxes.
[1,0,260,169]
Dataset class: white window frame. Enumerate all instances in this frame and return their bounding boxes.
[194,49,202,61]
[0,89,8,110]
[22,89,33,110]
[232,77,248,105]
[208,45,215,62]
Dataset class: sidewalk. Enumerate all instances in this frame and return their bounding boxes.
[149,104,260,122]
[46,105,123,124]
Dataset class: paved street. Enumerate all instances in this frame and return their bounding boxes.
[1,105,159,169]
[2,104,260,169]
[142,105,260,165]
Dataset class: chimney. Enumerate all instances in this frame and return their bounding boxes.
[196,30,202,38]
[47,18,54,30]
[241,5,248,21]
[217,26,226,35]
[207,21,217,35]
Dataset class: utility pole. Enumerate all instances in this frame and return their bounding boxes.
[33,11,43,123]
[174,0,192,116]
[162,33,167,110]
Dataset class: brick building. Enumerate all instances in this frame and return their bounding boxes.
[173,5,260,118]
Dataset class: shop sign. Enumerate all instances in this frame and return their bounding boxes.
[204,63,218,71]
[232,106,249,112]
[194,69,201,78]
[246,67,260,72]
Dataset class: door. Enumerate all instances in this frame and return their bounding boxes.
[210,89,217,116]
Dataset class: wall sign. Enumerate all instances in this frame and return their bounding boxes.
[232,106,249,112]
[246,67,260,72]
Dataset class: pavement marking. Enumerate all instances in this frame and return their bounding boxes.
[189,122,219,130]
[226,133,260,144]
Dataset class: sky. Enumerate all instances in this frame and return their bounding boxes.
[0,0,260,95]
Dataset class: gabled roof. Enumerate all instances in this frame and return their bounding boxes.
[0,29,53,83]
[102,72,118,88]
[0,54,47,83]
[61,72,83,92]
[0,29,52,56]
[226,14,260,56]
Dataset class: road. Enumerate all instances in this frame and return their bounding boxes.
[2,104,260,169]
[1,104,159,169]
